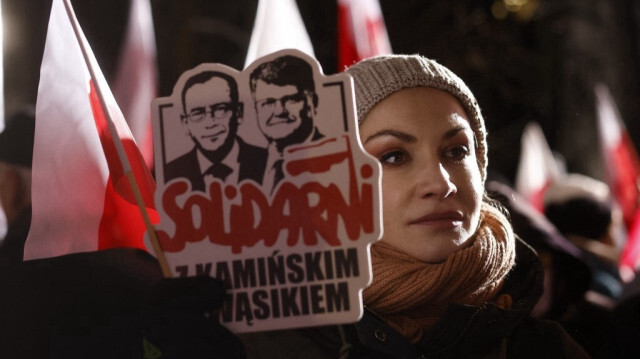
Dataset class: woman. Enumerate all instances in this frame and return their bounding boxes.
[240,54,589,358]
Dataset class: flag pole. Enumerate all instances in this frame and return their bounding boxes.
[62,0,171,277]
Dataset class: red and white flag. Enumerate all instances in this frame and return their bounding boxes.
[112,0,157,169]
[244,0,315,68]
[337,0,392,71]
[595,83,640,230]
[24,0,159,261]
[515,121,563,212]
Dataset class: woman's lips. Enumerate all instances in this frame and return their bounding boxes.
[408,211,464,226]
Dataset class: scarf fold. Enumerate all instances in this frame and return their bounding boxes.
[363,203,516,343]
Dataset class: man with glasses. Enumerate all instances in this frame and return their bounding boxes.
[164,71,266,191]
[249,55,324,192]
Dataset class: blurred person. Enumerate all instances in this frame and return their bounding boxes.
[0,109,35,265]
[0,109,246,358]
[543,173,623,300]
[239,54,589,358]
[487,177,616,356]
[0,163,31,258]
[0,245,246,359]
[485,178,592,320]
[542,173,625,356]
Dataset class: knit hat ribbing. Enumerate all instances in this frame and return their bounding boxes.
[345,54,488,182]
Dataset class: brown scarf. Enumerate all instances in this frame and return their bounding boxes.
[363,203,516,343]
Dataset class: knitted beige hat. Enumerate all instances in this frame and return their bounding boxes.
[345,54,488,182]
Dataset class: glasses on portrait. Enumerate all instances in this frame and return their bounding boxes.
[255,92,307,111]
[182,102,235,123]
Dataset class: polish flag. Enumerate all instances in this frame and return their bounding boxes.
[244,0,315,68]
[515,121,563,212]
[595,83,640,230]
[337,0,392,71]
[112,0,157,169]
[24,0,161,263]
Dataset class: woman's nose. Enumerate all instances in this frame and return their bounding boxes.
[416,162,457,199]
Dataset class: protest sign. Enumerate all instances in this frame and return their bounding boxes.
[148,49,381,332]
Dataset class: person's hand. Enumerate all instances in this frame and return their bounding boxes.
[140,275,246,359]
[51,274,246,359]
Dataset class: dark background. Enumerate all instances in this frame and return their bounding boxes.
[3,0,640,185]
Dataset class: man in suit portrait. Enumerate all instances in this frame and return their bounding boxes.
[249,55,324,192]
[164,71,266,191]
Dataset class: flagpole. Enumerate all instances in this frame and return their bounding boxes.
[62,0,171,277]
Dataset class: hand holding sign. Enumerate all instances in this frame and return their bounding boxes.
[148,49,382,333]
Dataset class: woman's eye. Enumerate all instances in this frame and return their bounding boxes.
[445,146,470,160]
[379,150,407,165]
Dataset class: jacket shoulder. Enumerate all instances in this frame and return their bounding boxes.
[506,317,591,358]
[239,325,342,359]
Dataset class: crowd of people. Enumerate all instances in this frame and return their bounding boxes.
[1,53,639,358]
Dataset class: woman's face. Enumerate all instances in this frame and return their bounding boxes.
[360,87,483,263]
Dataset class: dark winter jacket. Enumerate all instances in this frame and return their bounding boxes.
[240,238,590,359]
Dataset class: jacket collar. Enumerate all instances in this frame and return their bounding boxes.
[352,237,544,358]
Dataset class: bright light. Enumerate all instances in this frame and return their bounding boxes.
[492,0,538,21]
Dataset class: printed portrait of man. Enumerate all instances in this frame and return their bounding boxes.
[164,70,267,191]
[249,55,324,192]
